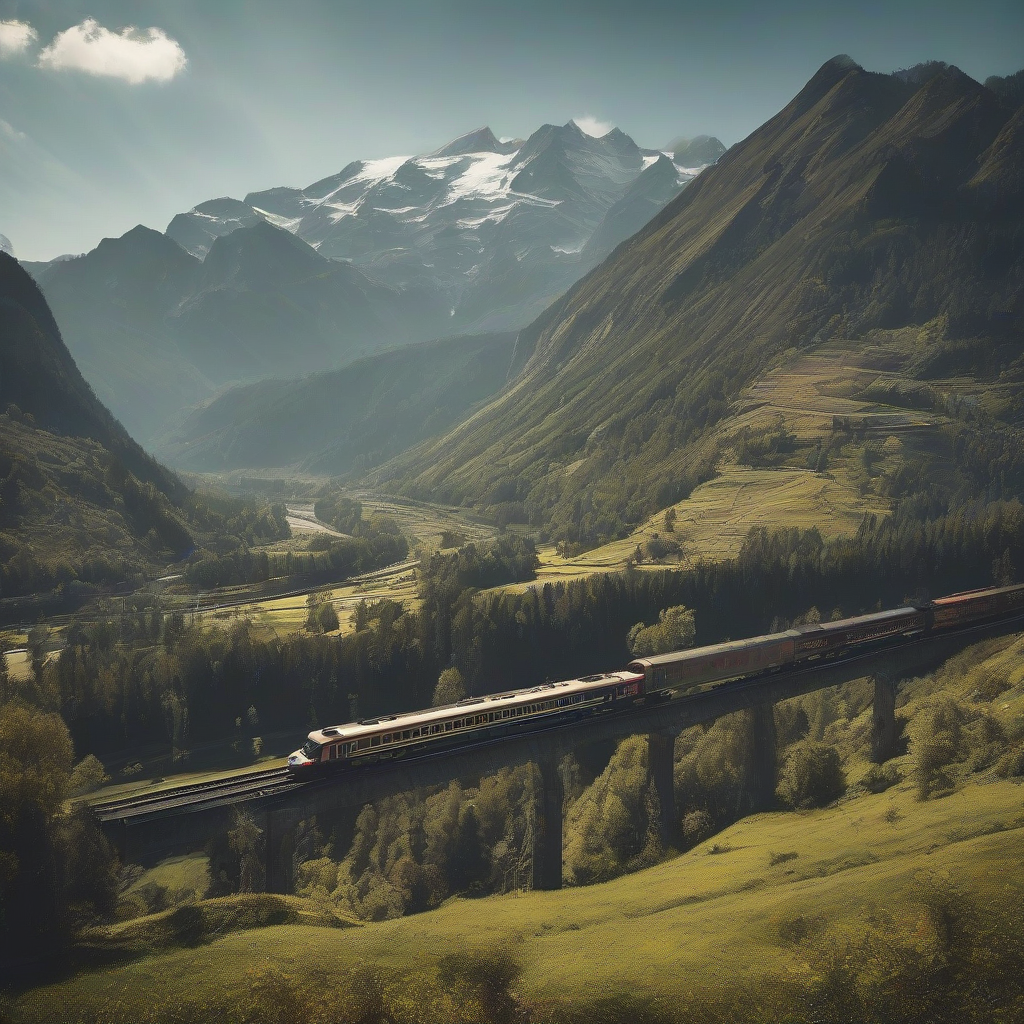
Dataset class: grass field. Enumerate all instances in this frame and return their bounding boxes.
[18,631,1024,1022]
[18,778,1023,1021]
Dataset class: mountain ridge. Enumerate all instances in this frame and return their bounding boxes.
[370,57,1024,547]
[32,120,722,445]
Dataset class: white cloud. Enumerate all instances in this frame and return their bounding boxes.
[0,19,38,57]
[574,115,614,138]
[37,18,187,84]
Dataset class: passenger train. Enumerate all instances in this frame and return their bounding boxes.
[287,583,1024,771]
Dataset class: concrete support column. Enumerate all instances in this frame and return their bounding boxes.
[264,808,299,894]
[532,757,564,891]
[871,675,899,764]
[648,731,678,848]
[749,703,778,811]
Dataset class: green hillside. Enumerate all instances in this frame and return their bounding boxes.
[375,59,1024,550]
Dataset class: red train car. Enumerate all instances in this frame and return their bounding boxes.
[932,584,1024,630]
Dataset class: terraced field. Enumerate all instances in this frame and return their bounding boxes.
[528,335,974,585]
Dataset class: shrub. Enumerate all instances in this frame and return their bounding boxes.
[681,808,713,845]
[166,903,206,946]
[913,698,968,799]
[777,743,846,809]
[996,745,1024,778]
[860,762,902,793]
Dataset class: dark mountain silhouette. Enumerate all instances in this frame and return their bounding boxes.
[0,251,186,500]
[374,58,1024,545]
[31,222,444,444]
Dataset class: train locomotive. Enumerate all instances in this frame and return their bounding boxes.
[288,583,1024,771]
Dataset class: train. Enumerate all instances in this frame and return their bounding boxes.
[287,583,1024,771]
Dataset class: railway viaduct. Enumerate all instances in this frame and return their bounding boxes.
[97,615,1024,893]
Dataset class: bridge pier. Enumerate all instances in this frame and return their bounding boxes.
[749,703,778,810]
[532,756,564,891]
[871,675,899,763]
[264,807,303,894]
[648,730,678,848]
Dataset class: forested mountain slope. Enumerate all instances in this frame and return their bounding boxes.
[0,254,287,607]
[375,58,1024,549]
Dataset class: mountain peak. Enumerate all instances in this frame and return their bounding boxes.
[671,135,728,166]
[201,219,326,291]
[431,126,515,157]
[775,54,870,125]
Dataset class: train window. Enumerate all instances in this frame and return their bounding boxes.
[357,738,370,750]
[370,736,380,747]
[445,722,453,731]
[403,730,411,740]
[382,734,391,744]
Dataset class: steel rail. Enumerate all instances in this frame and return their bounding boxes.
[92,767,294,821]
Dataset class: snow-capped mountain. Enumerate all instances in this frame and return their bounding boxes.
[168,121,718,333]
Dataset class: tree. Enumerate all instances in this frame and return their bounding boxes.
[776,742,846,808]
[305,587,339,633]
[227,809,266,893]
[433,667,466,706]
[627,604,696,657]
[0,701,117,960]
[27,622,49,683]
[69,754,110,795]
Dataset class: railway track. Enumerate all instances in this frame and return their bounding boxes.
[91,609,1024,825]
[92,766,302,822]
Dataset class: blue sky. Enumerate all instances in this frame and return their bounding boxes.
[1,0,1021,260]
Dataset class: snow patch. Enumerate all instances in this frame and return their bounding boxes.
[251,207,303,232]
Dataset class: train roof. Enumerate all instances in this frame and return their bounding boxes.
[932,583,1024,605]
[628,629,799,668]
[307,669,642,745]
[628,606,922,668]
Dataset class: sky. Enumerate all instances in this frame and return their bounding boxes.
[1,0,1021,261]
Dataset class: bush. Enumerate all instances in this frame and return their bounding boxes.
[69,753,110,794]
[166,903,206,946]
[996,745,1024,778]
[777,743,846,809]
[681,808,713,845]
[860,762,902,793]
[913,698,967,799]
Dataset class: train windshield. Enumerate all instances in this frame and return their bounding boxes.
[300,739,322,759]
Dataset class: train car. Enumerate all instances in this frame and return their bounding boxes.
[932,583,1024,631]
[287,669,645,771]
[627,630,797,694]
[791,606,927,660]
[629,606,928,696]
